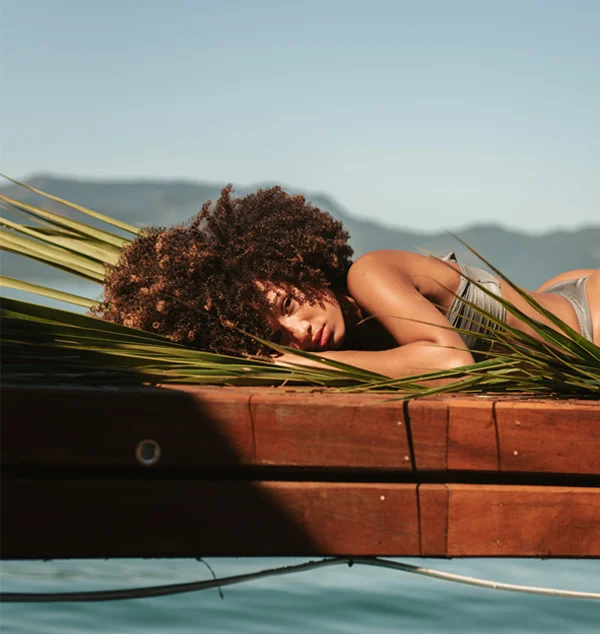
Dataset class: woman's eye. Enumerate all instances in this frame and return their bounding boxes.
[282,296,293,313]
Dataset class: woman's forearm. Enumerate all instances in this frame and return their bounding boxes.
[309,342,474,378]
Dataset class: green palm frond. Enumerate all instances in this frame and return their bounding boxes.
[0,276,97,309]
[1,175,599,397]
[0,173,140,236]
[1,297,384,388]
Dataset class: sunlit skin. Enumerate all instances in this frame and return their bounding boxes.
[263,287,347,352]
[261,251,600,378]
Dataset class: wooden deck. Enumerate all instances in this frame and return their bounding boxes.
[1,384,599,559]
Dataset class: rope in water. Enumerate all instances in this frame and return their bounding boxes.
[2,557,599,603]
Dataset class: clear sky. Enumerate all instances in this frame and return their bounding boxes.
[1,0,598,232]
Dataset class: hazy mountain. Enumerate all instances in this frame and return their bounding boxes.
[1,175,599,291]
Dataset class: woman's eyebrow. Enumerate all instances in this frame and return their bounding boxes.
[273,291,287,313]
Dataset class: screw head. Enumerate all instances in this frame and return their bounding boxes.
[135,439,161,466]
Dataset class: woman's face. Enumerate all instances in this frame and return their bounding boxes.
[260,284,347,352]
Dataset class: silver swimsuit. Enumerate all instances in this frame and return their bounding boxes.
[441,253,595,358]
[442,253,506,360]
[541,276,593,341]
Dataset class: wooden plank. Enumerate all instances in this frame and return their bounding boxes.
[408,400,448,470]
[1,385,413,470]
[496,401,600,474]
[403,397,600,475]
[4,476,598,558]
[446,484,600,557]
[1,385,255,469]
[250,391,412,469]
[418,484,449,556]
[0,479,419,559]
[447,399,498,471]
[3,385,599,475]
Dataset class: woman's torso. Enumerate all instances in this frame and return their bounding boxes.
[348,250,590,348]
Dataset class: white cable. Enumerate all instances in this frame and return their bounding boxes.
[359,558,600,601]
[1,557,599,603]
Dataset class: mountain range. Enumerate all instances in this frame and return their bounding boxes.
[1,175,599,291]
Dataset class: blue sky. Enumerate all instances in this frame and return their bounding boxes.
[2,0,598,232]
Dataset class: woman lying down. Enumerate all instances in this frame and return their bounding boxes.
[94,186,599,378]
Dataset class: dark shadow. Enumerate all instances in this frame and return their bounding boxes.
[0,384,319,559]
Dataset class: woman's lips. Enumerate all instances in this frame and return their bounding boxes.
[321,326,331,349]
[314,325,330,350]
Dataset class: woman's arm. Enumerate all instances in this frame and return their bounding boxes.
[275,341,472,378]
[307,251,474,377]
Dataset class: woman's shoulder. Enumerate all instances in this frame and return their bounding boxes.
[349,249,444,275]
[347,249,461,298]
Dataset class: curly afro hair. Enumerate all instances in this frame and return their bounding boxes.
[93,185,354,355]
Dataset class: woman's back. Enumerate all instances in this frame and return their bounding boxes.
[348,250,595,347]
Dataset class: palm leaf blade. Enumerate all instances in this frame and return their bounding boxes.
[0,174,141,236]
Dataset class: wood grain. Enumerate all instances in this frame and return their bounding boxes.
[3,386,600,559]
[408,400,449,470]
[3,476,597,558]
[446,484,600,557]
[250,391,411,469]
[1,384,255,468]
[418,484,449,556]
[496,401,600,474]
[0,479,419,559]
[447,399,498,471]
[1,385,413,470]
[4,386,599,474]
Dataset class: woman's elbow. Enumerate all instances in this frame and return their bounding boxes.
[442,348,475,370]
[390,342,474,378]
[399,345,475,386]
[421,342,474,372]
